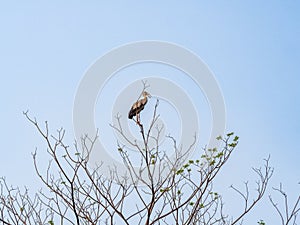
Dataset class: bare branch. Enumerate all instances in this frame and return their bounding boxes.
[269,183,300,225]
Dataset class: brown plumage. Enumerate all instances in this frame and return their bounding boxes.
[128,91,151,122]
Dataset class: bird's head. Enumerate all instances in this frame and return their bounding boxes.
[142,91,151,98]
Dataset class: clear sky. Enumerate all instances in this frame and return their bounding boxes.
[0,1,299,224]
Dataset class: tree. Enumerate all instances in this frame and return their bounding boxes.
[0,90,298,224]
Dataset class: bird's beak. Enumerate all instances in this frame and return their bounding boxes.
[148,94,152,98]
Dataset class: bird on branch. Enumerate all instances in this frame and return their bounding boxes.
[128,91,151,124]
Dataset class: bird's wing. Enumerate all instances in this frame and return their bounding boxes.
[128,99,146,119]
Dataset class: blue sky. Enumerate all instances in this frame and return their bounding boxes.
[0,1,299,224]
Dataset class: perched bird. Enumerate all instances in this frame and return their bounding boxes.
[128,91,151,123]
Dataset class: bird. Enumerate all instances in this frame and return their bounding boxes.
[128,91,151,124]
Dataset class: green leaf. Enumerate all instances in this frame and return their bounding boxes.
[233,136,239,142]
[176,169,184,175]
[226,132,234,137]
[257,220,265,225]
[160,187,170,192]
[228,143,237,147]
[216,135,222,140]
[216,152,224,158]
